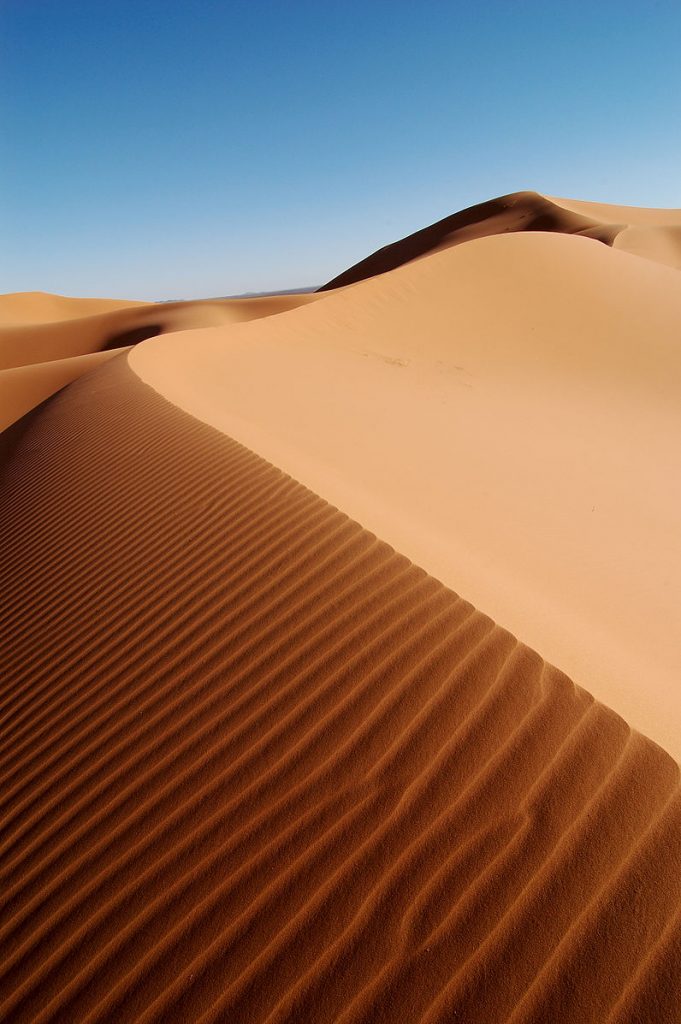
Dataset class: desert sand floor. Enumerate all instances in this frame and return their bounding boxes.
[1,193,680,1022]
[0,357,679,1023]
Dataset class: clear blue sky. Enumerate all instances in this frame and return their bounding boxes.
[2,0,680,300]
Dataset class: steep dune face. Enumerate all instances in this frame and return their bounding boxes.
[319,190,618,289]
[1,358,679,1023]
[320,190,681,288]
[133,231,681,758]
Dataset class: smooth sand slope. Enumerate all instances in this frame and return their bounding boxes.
[320,190,681,288]
[133,230,681,758]
[1,357,679,1023]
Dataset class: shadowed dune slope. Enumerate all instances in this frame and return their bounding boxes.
[320,190,681,288]
[132,231,681,757]
[0,357,679,1023]
[0,291,319,371]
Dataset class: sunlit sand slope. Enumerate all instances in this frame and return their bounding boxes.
[321,190,681,287]
[0,358,679,1023]
[132,231,681,757]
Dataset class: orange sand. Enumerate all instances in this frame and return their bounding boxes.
[320,190,681,288]
[0,290,318,425]
[133,229,681,757]
[1,192,679,1022]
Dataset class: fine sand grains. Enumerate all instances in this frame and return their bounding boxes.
[0,357,679,1023]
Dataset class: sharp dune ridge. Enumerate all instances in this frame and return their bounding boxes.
[320,189,681,288]
[132,228,681,757]
[1,189,680,1021]
[0,359,679,1024]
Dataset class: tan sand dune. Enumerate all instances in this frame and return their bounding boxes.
[321,190,681,288]
[0,349,133,432]
[0,358,678,1023]
[0,291,147,326]
[546,194,681,227]
[133,230,681,758]
[546,195,681,271]
[0,291,319,371]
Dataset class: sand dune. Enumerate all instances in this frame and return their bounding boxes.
[0,349,133,432]
[0,291,147,327]
[2,191,680,1020]
[0,357,678,1023]
[0,290,320,419]
[547,195,681,271]
[321,190,681,287]
[132,229,681,758]
[0,291,319,371]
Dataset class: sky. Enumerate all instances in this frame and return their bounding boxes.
[1,0,680,300]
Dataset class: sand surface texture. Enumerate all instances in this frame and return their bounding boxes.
[2,193,680,1021]
[133,229,681,757]
[1,358,679,1023]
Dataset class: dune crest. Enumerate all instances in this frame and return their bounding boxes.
[0,291,320,372]
[321,190,681,288]
[0,349,133,432]
[1,358,679,1022]
[133,230,681,758]
[2,188,680,1020]
[0,290,321,423]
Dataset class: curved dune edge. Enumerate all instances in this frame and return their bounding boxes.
[0,291,321,371]
[545,196,681,272]
[0,356,679,1022]
[320,190,681,288]
[0,348,133,431]
[131,230,681,759]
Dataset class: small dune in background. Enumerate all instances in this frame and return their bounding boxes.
[1,192,680,1023]
[0,291,318,430]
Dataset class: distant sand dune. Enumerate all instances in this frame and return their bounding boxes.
[0,358,678,1023]
[0,291,319,371]
[320,190,681,288]
[0,291,147,327]
[0,290,320,423]
[0,349,132,431]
